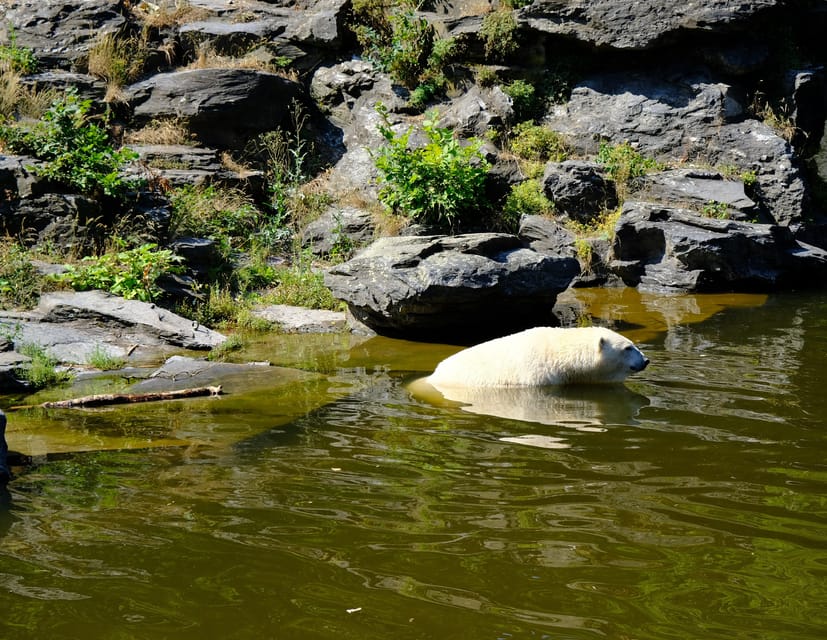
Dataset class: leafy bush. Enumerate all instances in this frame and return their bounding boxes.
[54,241,183,302]
[0,240,43,310]
[509,121,569,162]
[503,79,540,122]
[503,179,555,228]
[373,105,490,231]
[596,141,661,199]
[0,29,38,74]
[19,342,72,389]
[0,88,139,200]
[352,1,456,106]
[480,9,519,61]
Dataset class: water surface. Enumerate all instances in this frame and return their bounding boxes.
[1,290,826,639]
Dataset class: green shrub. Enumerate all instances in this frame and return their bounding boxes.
[352,1,456,106]
[503,79,540,122]
[54,241,183,302]
[19,342,72,389]
[0,240,43,310]
[0,88,139,201]
[372,104,490,231]
[480,9,519,61]
[503,179,554,228]
[596,141,661,199]
[701,200,730,219]
[509,121,569,162]
[0,28,38,74]
[87,345,126,371]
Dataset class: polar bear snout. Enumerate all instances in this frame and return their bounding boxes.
[627,346,649,372]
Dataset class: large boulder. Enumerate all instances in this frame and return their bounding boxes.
[0,1,127,70]
[124,69,303,148]
[518,0,780,50]
[324,233,580,341]
[544,69,807,227]
[609,202,827,292]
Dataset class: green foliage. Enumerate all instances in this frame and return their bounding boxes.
[0,88,139,200]
[503,79,540,122]
[373,104,490,231]
[503,179,554,228]
[170,185,271,251]
[54,241,183,302]
[0,28,38,74]
[509,121,569,162]
[87,345,126,371]
[19,342,72,389]
[351,1,456,105]
[701,200,730,219]
[263,251,341,310]
[596,141,661,199]
[480,9,519,61]
[0,240,43,310]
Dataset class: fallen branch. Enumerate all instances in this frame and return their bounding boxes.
[13,385,223,410]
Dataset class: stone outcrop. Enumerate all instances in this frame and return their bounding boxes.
[324,233,580,341]
[2,0,827,341]
[609,202,827,292]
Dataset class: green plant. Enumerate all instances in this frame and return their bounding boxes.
[509,121,569,162]
[207,333,246,361]
[503,179,554,229]
[567,206,622,240]
[373,104,490,231]
[87,345,126,371]
[352,1,455,106]
[0,28,38,74]
[0,88,139,201]
[596,141,661,200]
[262,250,341,310]
[503,79,540,122]
[479,9,519,61]
[54,241,183,302]
[701,200,730,219]
[0,240,43,310]
[19,342,72,389]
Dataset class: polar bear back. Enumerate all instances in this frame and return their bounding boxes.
[426,326,647,388]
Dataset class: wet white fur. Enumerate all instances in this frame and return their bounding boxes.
[426,326,646,388]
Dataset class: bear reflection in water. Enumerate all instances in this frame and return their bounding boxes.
[408,327,651,448]
[409,381,650,434]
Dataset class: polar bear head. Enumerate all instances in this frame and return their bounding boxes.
[591,327,649,383]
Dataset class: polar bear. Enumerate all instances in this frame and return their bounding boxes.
[425,326,649,388]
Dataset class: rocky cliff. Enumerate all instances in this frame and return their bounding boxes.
[2,0,827,306]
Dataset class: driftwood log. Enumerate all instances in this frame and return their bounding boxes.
[13,385,223,410]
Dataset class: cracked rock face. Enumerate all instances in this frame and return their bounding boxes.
[325,233,580,341]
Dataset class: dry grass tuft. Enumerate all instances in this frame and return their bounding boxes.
[125,118,194,145]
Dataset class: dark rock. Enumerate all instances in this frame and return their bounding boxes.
[301,206,375,257]
[437,85,514,137]
[518,0,780,50]
[1,1,127,70]
[541,161,617,223]
[518,215,578,259]
[124,69,303,148]
[0,410,8,483]
[639,168,758,220]
[609,201,827,292]
[544,69,805,226]
[324,233,580,342]
[168,236,223,279]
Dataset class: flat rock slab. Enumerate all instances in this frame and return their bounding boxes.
[252,305,348,333]
[37,291,226,350]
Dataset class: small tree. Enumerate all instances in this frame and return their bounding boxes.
[372,104,490,231]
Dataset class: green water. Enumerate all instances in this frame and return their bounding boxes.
[1,290,826,639]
